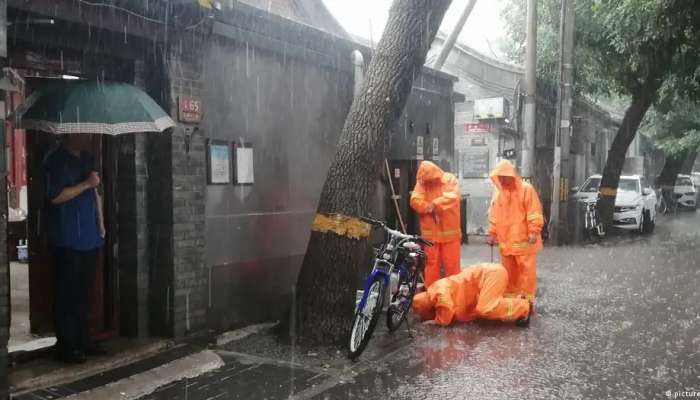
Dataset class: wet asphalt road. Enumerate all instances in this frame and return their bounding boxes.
[144,210,700,400]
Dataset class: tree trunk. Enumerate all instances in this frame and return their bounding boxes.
[597,88,657,227]
[291,0,452,345]
[680,149,698,175]
[657,150,693,188]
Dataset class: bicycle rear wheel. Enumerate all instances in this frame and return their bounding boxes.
[386,273,418,332]
[348,276,385,359]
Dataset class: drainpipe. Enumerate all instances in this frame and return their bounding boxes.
[433,0,477,70]
[351,50,364,98]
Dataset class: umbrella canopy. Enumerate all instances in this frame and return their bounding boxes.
[12,80,176,135]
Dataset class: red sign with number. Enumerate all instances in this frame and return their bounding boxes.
[178,96,202,123]
[465,122,491,133]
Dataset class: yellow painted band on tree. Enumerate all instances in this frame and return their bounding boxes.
[600,187,617,196]
[311,213,371,240]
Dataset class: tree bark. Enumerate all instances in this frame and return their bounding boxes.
[597,89,656,227]
[657,150,694,188]
[680,149,698,175]
[291,0,452,345]
[597,53,672,227]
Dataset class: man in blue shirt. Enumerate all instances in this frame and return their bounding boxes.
[45,134,105,364]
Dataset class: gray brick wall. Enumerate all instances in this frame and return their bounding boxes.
[166,31,207,337]
[117,133,151,337]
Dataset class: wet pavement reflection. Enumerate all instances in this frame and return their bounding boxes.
[316,211,700,399]
[142,211,700,400]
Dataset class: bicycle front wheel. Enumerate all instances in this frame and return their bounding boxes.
[348,275,385,359]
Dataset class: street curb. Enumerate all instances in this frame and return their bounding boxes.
[215,321,279,347]
[10,340,170,394]
[61,350,224,400]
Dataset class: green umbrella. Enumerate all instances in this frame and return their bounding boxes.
[13,80,176,135]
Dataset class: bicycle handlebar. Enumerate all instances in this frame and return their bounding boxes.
[360,216,433,247]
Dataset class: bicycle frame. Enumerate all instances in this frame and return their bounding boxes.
[355,225,421,313]
[355,260,408,313]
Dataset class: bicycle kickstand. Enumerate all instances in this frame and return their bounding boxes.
[404,315,414,339]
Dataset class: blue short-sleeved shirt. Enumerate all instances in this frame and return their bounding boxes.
[45,146,105,251]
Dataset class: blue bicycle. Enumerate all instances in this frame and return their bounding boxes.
[348,217,432,359]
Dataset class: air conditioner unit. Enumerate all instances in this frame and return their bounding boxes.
[474,97,510,121]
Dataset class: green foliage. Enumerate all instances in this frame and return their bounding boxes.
[640,99,700,156]
[501,0,700,160]
[500,0,700,99]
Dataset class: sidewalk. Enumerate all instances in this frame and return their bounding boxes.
[141,322,425,400]
[11,338,221,400]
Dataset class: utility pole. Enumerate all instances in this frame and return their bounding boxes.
[433,0,478,70]
[521,0,537,180]
[549,0,575,245]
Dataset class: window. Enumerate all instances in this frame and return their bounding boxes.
[581,177,601,192]
[619,178,640,193]
[676,177,693,187]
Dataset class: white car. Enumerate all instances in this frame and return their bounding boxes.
[691,172,700,187]
[674,174,697,209]
[572,174,657,233]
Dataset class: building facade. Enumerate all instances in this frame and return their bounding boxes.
[0,1,460,396]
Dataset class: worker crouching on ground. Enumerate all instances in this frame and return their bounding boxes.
[487,160,544,302]
[412,263,532,327]
[410,161,461,287]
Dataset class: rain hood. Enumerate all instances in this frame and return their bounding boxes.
[417,161,445,184]
[489,160,522,191]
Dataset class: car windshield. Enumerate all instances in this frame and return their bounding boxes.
[618,179,639,193]
[580,178,601,192]
[676,177,693,186]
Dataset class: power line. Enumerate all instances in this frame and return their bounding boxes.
[77,0,164,25]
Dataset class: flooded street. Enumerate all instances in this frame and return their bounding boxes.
[4,1,700,399]
[137,211,700,400]
[317,211,700,399]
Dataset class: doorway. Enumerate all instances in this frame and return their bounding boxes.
[7,77,120,355]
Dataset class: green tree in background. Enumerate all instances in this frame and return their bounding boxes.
[501,0,700,227]
[640,98,700,189]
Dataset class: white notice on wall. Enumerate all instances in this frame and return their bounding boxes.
[433,137,439,156]
[210,144,231,184]
[236,147,254,184]
[417,136,424,158]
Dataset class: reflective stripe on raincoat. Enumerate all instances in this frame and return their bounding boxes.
[412,263,530,325]
[487,160,544,256]
[410,161,461,243]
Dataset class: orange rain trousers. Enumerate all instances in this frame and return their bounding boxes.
[423,240,461,288]
[488,160,544,301]
[501,253,537,300]
[412,263,530,326]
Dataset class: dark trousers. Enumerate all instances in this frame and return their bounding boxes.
[52,248,97,357]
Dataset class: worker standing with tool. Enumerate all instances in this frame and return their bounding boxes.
[487,160,544,302]
[410,161,461,287]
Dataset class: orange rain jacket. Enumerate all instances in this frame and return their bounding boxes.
[488,160,544,256]
[412,263,530,325]
[410,161,461,243]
